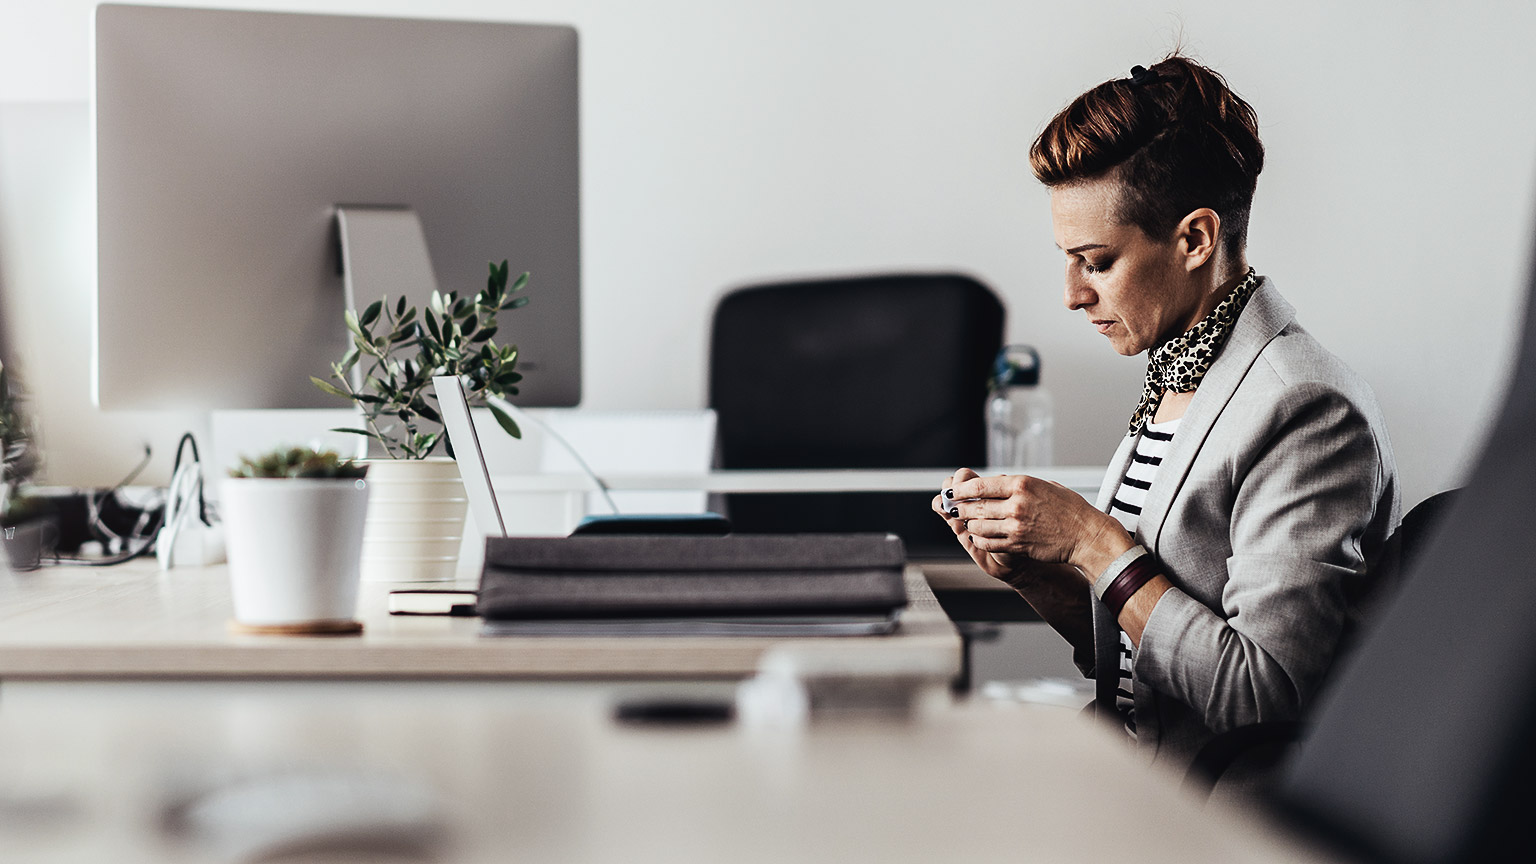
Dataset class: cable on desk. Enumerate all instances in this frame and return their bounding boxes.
[47,442,163,567]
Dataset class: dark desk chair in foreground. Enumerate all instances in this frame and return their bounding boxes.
[708,272,1004,558]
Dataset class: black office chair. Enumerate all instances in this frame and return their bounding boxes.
[708,273,1005,558]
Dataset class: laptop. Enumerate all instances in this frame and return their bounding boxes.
[432,375,507,538]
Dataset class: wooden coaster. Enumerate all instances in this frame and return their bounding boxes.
[227,619,364,636]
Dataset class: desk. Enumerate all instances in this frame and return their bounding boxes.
[0,562,959,681]
[490,466,1106,496]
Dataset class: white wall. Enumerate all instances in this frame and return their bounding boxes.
[2,0,1534,506]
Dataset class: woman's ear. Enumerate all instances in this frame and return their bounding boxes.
[1176,208,1221,272]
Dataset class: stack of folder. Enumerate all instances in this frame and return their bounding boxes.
[476,534,909,636]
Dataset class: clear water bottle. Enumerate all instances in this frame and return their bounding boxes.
[987,345,1054,469]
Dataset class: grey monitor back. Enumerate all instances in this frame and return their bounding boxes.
[1277,213,1536,861]
[94,4,580,410]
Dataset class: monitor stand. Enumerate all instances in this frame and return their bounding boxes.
[334,206,442,455]
[335,205,441,319]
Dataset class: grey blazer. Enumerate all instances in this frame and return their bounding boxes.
[1090,278,1401,766]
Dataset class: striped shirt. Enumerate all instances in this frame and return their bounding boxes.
[1107,416,1181,737]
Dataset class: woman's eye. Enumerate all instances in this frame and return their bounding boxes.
[1084,260,1110,274]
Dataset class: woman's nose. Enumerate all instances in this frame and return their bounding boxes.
[1064,270,1095,310]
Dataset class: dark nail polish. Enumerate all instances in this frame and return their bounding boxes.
[942,488,953,499]
[948,507,959,518]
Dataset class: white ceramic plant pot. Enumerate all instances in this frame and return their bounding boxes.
[222,478,371,626]
[358,458,468,582]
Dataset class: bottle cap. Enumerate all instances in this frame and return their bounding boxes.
[993,345,1041,388]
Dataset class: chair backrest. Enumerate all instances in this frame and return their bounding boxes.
[1276,233,1536,862]
[708,273,1004,555]
[1396,488,1460,577]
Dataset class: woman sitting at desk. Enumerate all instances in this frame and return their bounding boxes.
[934,55,1399,766]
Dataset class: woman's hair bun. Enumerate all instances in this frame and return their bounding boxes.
[1031,54,1264,256]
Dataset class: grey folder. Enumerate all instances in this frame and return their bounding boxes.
[476,534,908,625]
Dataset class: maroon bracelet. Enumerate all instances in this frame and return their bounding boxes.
[1102,555,1161,618]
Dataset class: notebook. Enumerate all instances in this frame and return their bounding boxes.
[476,533,908,636]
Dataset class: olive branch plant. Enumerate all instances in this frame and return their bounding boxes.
[311,261,528,459]
[0,361,40,522]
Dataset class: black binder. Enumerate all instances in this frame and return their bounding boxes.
[476,533,908,635]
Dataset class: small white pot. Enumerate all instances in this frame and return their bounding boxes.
[222,478,371,625]
[358,458,468,582]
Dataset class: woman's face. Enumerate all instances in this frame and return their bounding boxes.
[1049,177,1203,357]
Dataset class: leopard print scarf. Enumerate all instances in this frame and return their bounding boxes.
[1127,268,1261,435]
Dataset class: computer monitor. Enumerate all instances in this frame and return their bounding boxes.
[93,4,581,410]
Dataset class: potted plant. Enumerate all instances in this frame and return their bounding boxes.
[311,261,529,582]
[222,447,371,632]
[0,362,52,571]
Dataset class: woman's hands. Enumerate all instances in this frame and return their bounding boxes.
[931,468,1031,584]
[931,468,1133,585]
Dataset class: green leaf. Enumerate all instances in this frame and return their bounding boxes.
[360,299,383,328]
[396,307,417,328]
[472,325,498,343]
[311,376,350,399]
[395,295,407,317]
[417,431,442,455]
[501,296,530,311]
[429,290,445,317]
[330,427,383,442]
[344,308,364,339]
[339,345,361,374]
[424,311,442,343]
[461,316,478,338]
[509,271,529,293]
[488,403,522,439]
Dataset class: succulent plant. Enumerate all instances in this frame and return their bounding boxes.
[228,447,368,480]
[311,260,528,460]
